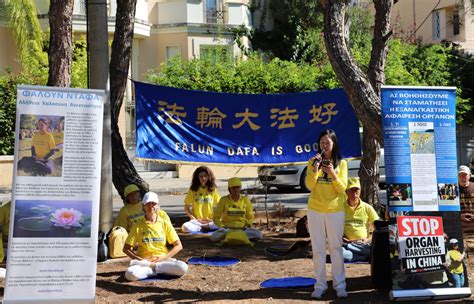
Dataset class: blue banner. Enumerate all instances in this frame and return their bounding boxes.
[135,81,361,165]
[381,86,458,212]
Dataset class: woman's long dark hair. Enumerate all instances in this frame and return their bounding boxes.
[190,166,217,192]
[318,129,341,169]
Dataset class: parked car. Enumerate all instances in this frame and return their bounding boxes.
[258,150,385,192]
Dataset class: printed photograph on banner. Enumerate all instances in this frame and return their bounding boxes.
[13,199,92,238]
[17,114,64,177]
[437,183,459,206]
[409,122,435,154]
[388,212,467,290]
[388,183,413,207]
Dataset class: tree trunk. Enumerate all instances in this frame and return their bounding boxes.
[322,0,393,205]
[47,0,73,87]
[360,130,381,205]
[110,0,149,198]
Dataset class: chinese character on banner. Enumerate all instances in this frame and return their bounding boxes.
[158,100,187,124]
[309,102,338,124]
[196,107,227,129]
[270,107,299,129]
[232,108,260,131]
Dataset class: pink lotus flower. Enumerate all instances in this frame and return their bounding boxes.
[50,208,83,229]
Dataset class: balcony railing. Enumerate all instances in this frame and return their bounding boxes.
[205,9,225,24]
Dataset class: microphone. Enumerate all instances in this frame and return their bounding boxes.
[312,149,325,166]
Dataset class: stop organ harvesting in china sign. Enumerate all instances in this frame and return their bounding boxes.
[397,216,446,273]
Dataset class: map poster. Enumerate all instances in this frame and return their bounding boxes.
[381,86,459,212]
[4,86,105,303]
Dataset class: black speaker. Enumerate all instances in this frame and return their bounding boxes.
[371,225,391,289]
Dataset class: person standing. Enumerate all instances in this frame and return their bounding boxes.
[459,165,474,233]
[446,238,466,288]
[306,129,348,299]
[182,166,220,233]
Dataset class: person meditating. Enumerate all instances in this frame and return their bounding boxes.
[115,184,170,232]
[210,177,262,243]
[342,177,379,262]
[182,166,220,233]
[123,192,188,281]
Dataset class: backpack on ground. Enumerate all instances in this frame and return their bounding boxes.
[97,231,108,262]
[107,226,128,258]
[296,215,309,238]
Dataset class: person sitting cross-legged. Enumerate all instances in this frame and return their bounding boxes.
[123,192,188,281]
[181,166,220,233]
[115,184,171,233]
[210,177,262,243]
[342,177,379,263]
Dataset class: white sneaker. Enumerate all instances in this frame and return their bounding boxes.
[336,289,348,298]
[311,289,326,299]
[0,268,6,280]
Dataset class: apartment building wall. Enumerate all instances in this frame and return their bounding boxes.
[387,0,474,52]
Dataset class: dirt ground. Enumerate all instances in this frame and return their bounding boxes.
[90,223,474,304]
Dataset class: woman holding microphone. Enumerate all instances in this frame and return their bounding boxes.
[306,129,348,299]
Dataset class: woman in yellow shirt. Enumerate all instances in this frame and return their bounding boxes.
[31,118,56,160]
[182,166,220,233]
[123,192,188,281]
[306,129,348,299]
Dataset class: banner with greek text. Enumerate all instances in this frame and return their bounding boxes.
[4,86,105,303]
[381,86,471,300]
[135,81,361,165]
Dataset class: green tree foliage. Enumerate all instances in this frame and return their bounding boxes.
[147,55,339,93]
[0,36,88,155]
[251,0,324,63]
[3,0,43,68]
[0,72,41,155]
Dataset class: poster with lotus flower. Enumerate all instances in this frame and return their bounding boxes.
[13,200,92,238]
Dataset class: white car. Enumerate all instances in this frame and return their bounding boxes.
[258,151,385,192]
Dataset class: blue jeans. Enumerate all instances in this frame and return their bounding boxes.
[451,273,464,288]
[342,242,371,262]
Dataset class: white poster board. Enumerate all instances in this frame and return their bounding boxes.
[4,86,105,303]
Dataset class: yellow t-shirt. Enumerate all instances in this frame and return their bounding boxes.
[213,195,254,229]
[0,202,10,262]
[52,131,64,158]
[306,158,348,213]
[125,217,179,259]
[184,187,220,220]
[31,131,55,158]
[114,202,171,232]
[448,250,464,274]
[52,131,64,146]
[343,200,379,240]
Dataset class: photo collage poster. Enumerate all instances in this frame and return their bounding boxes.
[381,86,471,300]
[4,86,105,303]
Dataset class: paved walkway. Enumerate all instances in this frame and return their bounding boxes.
[1,173,285,221]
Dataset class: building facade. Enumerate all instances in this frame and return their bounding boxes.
[364,0,474,54]
[0,0,253,176]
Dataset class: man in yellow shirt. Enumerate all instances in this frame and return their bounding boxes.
[210,177,262,242]
[123,192,187,281]
[342,178,379,262]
